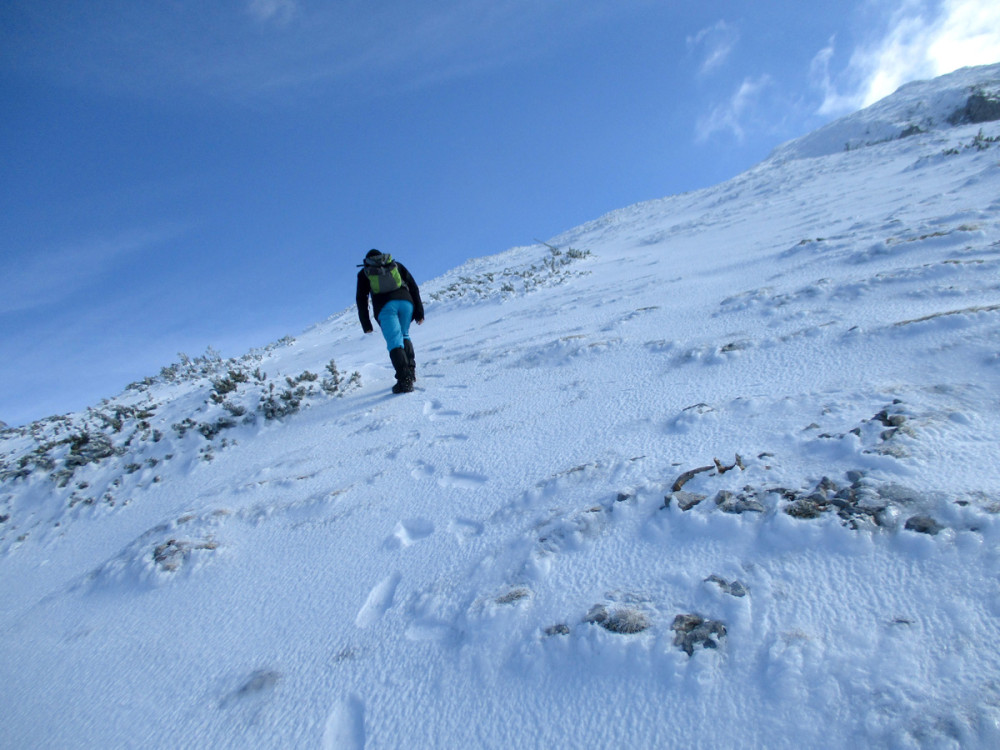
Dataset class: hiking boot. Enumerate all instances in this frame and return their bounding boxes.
[389,347,414,393]
[403,338,417,382]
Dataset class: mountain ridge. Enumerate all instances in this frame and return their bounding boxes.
[769,61,1000,160]
[2,63,1000,748]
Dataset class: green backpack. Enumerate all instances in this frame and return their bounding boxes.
[363,253,406,294]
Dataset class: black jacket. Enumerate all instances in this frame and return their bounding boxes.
[356,261,425,333]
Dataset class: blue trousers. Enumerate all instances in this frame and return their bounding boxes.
[377,299,413,351]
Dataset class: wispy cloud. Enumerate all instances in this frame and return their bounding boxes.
[1,1,652,100]
[687,20,739,75]
[817,0,1000,115]
[696,75,773,143]
[247,0,298,26]
[0,226,185,315]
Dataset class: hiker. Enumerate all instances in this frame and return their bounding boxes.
[356,249,424,393]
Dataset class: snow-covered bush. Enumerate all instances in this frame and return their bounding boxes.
[321,360,361,396]
[430,243,593,304]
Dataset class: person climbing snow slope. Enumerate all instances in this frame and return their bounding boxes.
[356,249,424,393]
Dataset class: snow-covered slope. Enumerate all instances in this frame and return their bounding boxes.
[2,65,1000,749]
[771,62,1000,160]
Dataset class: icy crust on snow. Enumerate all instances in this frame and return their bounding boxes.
[770,62,1000,161]
[3,65,1000,748]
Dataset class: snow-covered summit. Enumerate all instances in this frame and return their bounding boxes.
[770,61,1000,161]
[2,64,1000,749]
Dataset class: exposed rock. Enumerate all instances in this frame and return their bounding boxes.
[672,614,727,655]
[816,476,839,494]
[544,624,571,636]
[705,575,748,597]
[666,468,930,528]
[784,496,827,519]
[714,490,735,508]
[776,476,897,528]
[878,484,920,504]
[949,92,1000,125]
[904,515,944,536]
[846,470,866,485]
[714,490,765,514]
[666,491,708,511]
[874,410,908,428]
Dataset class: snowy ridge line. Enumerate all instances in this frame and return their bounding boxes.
[770,62,1000,161]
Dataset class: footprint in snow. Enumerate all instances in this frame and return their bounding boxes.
[384,518,435,550]
[323,694,366,750]
[448,517,484,544]
[355,572,401,628]
[410,461,435,480]
[410,462,487,489]
[437,470,488,490]
[423,399,461,421]
[429,433,470,446]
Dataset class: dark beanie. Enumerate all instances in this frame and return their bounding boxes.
[366,248,381,258]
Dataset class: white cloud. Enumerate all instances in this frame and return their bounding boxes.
[818,0,1000,115]
[696,75,772,142]
[687,20,739,75]
[247,0,298,26]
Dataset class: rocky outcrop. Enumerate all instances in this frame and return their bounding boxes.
[949,91,1000,125]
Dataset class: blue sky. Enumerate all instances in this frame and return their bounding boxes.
[2,0,999,427]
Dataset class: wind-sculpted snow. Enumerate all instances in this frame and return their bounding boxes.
[3,64,1000,748]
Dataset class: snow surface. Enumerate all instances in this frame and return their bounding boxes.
[3,64,1000,749]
